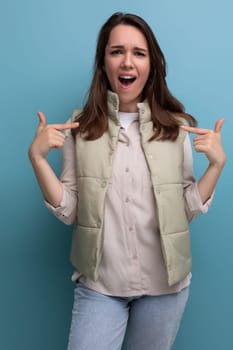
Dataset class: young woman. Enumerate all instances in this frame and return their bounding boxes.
[29,12,226,350]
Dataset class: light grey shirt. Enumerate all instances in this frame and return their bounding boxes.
[46,115,212,296]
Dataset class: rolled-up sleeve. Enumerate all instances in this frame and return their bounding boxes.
[44,120,78,225]
[183,133,214,222]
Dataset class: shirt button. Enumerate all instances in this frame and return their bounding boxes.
[101,180,107,188]
[125,197,130,203]
[125,167,129,172]
[128,226,133,231]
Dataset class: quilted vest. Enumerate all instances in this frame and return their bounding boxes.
[70,91,191,286]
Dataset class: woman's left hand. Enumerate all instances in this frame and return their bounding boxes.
[181,118,226,169]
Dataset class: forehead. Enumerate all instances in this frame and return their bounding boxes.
[107,24,148,48]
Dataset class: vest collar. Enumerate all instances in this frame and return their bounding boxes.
[107,90,151,125]
[107,91,120,125]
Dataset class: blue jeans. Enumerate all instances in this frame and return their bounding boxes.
[67,282,189,350]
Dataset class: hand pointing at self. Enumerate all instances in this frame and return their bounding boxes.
[181,118,226,169]
[29,112,79,160]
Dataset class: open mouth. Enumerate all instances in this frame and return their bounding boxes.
[119,76,136,87]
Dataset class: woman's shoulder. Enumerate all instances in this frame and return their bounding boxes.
[170,112,189,126]
[71,109,83,122]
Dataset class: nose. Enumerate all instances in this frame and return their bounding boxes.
[120,52,133,69]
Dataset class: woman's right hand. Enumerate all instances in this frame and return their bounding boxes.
[29,111,79,161]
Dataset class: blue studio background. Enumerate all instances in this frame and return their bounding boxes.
[1,1,232,349]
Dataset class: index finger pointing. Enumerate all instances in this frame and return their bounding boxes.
[180,125,211,135]
[50,122,79,131]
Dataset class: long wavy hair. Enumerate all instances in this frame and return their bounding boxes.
[72,12,196,140]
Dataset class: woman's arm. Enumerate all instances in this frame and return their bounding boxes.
[181,118,226,204]
[183,134,213,222]
[28,112,79,207]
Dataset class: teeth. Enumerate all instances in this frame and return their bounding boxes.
[119,76,136,86]
[119,76,135,79]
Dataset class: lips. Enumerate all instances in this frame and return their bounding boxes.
[119,75,136,86]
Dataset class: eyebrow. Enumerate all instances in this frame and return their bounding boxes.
[109,45,148,52]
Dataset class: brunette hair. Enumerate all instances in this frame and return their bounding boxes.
[72,12,196,140]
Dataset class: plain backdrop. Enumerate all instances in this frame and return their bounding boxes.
[1,1,232,349]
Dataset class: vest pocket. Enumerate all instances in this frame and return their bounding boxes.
[71,225,102,281]
[161,229,192,286]
[157,184,189,234]
[77,177,107,228]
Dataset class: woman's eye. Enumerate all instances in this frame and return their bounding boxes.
[135,51,145,57]
[111,50,122,55]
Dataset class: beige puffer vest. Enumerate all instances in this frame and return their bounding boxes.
[70,91,191,286]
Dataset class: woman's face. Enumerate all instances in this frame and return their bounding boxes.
[104,24,150,112]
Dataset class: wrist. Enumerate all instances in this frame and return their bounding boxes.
[209,156,226,170]
[28,147,46,164]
